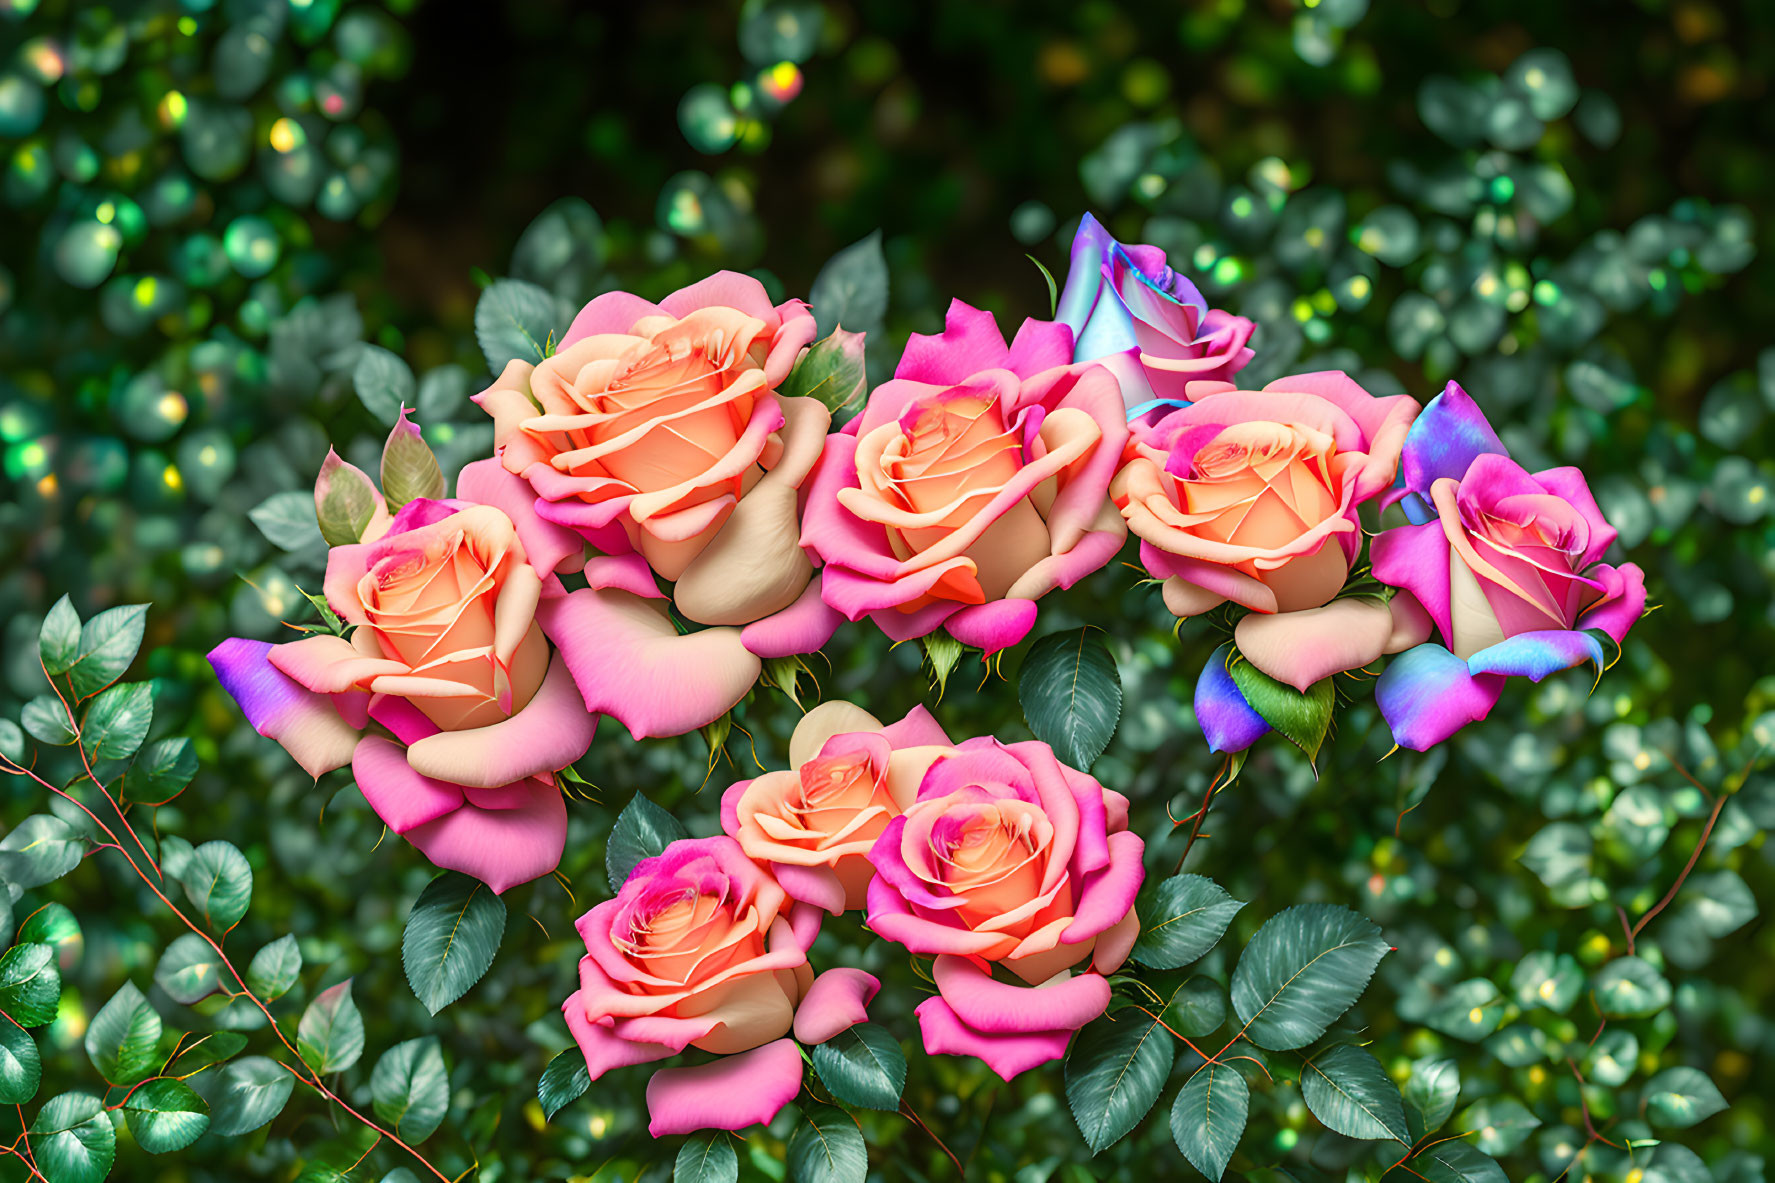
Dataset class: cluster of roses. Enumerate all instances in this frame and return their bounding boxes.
[206,212,1646,1133]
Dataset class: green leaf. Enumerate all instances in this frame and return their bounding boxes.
[20,695,77,746]
[1425,978,1504,1041]
[1130,874,1245,970]
[250,489,328,552]
[1407,1139,1508,1183]
[298,979,365,1074]
[315,448,387,547]
[155,932,226,1005]
[208,1055,296,1135]
[1682,869,1758,937]
[247,934,303,1001]
[402,872,506,1014]
[417,364,474,422]
[1027,253,1059,317]
[39,595,80,676]
[1229,904,1390,1051]
[786,1102,867,1183]
[181,840,253,932]
[809,230,888,336]
[121,1077,210,1153]
[0,718,24,763]
[475,278,561,371]
[1643,1066,1728,1128]
[606,793,690,893]
[922,632,966,700]
[65,603,148,699]
[1403,1056,1460,1138]
[811,1022,906,1112]
[81,681,153,762]
[0,944,61,1027]
[353,343,417,425]
[537,1048,589,1121]
[511,197,605,289]
[675,1130,739,1183]
[0,815,82,888]
[1509,950,1582,1012]
[380,408,446,512]
[1301,1044,1409,1143]
[1064,1009,1175,1153]
[1519,822,1593,890]
[120,737,198,805]
[1593,955,1671,1018]
[0,1021,41,1104]
[1170,1061,1249,1182]
[1165,975,1229,1037]
[84,981,162,1086]
[29,1093,115,1183]
[1018,627,1123,769]
[1456,1095,1542,1155]
[167,1031,249,1079]
[1227,657,1334,763]
[778,328,867,416]
[16,903,81,958]
[371,1036,450,1142]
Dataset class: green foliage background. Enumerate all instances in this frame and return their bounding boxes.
[1,1,1772,1181]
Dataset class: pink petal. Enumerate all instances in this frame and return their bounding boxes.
[1004,317,1075,379]
[879,704,954,748]
[771,861,848,916]
[1575,562,1647,644]
[562,990,676,1081]
[351,735,463,834]
[914,995,1072,1081]
[740,579,845,658]
[1061,830,1146,946]
[538,588,761,740]
[561,291,665,345]
[1233,597,1396,692]
[944,599,1038,654]
[208,639,361,778]
[792,968,881,1045]
[403,776,567,893]
[894,300,1012,386]
[456,457,586,576]
[657,271,778,323]
[403,653,597,788]
[931,954,1111,1035]
[644,1038,804,1137]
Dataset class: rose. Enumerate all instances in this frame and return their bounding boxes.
[1370,382,1647,750]
[476,272,842,740]
[801,300,1128,654]
[865,737,1144,1080]
[208,455,595,892]
[1056,212,1256,418]
[720,699,954,914]
[1116,371,1419,620]
[562,837,880,1136]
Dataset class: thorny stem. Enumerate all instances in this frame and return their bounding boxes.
[0,741,451,1181]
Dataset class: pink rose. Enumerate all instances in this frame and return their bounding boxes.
[476,272,843,739]
[801,300,1129,654]
[562,837,879,1136]
[208,458,598,892]
[1116,371,1430,693]
[720,700,955,914]
[865,737,1145,1080]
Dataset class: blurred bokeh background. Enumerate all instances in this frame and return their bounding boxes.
[1,1,1772,1180]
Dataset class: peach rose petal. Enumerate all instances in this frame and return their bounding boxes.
[267,633,407,694]
[1233,596,1397,693]
[644,1038,804,1137]
[207,639,362,778]
[1091,906,1141,975]
[538,587,761,740]
[403,654,597,788]
[788,701,887,766]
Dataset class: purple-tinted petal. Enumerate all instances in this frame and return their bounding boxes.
[1376,643,1506,752]
[644,1038,804,1137]
[1056,212,1115,338]
[1194,642,1268,754]
[792,968,881,1045]
[208,638,362,777]
[1399,380,1507,496]
[1465,630,1605,680]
